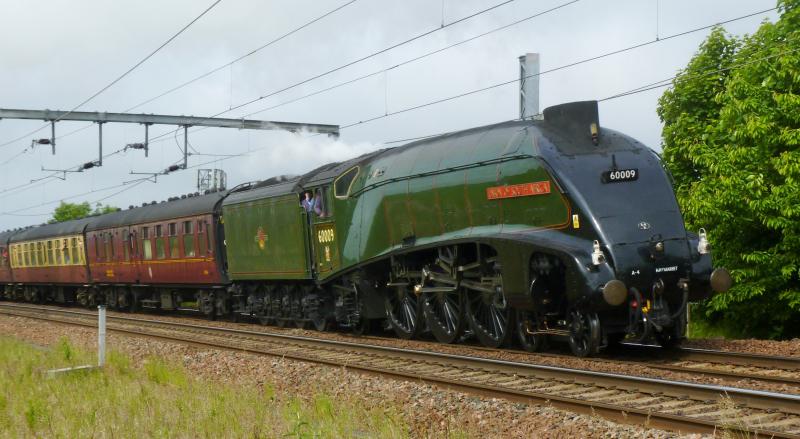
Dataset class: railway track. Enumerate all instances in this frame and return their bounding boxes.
[618,344,800,387]
[1,302,800,437]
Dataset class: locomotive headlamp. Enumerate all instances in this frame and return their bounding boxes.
[602,279,627,306]
[655,242,664,252]
[591,240,606,266]
[697,228,710,255]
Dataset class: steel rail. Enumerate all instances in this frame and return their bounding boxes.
[1,303,799,437]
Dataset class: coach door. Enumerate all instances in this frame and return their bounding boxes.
[308,186,340,277]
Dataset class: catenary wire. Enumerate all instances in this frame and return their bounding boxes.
[336,7,780,132]
[0,0,224,150]
[142,0,519,145]
[146,5,776,147]
[0,6,781,215]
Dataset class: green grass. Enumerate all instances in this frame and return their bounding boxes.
[0,336,410,438]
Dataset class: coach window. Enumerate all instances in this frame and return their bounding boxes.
[205,222,213,254]
[70,238,79,265]
[63,239,71,265]
[73,236,84,265]
[32,242,40,267]
[107,233,115,260]
[41,242,47,266]
[168,223,179,258]
[122,229,130,261]
[197,220,207,257]
[142,226,153,260]
[183,221,195,257]
[97,235,103,262]
[155,225,166,260]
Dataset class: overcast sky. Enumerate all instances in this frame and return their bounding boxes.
[0,0,779,228]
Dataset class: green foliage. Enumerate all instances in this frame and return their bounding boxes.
[49,201,119,223]
[658,0,800,338]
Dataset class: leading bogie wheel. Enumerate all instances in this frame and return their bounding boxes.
[568,310,600,357]
[516,310,549,352]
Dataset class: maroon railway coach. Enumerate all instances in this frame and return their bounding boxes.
[5,218,93,303]
[84,192,229,311]
[0,229,19,293]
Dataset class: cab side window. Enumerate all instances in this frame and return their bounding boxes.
[334,167,359,199]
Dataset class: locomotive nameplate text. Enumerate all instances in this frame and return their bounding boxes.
[486,181,550,200]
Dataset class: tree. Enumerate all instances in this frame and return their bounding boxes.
[658,0,800,338]
[50,202,119,224]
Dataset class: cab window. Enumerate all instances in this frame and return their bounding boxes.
[334,166,359,199]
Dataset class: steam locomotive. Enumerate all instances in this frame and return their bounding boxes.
[0,101,731,357]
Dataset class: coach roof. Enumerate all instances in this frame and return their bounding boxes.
[9,217,94,242]
[86,191,228,231]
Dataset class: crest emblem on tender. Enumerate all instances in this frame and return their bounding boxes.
[638,221,651,230]
[255,227,267,250]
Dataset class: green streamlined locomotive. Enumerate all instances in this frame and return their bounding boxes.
[221,101,730,356]
[0,101,731,357]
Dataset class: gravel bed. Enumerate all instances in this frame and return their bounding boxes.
[0,314,699,438]
[19,304,796,395]
[683,337,800,358]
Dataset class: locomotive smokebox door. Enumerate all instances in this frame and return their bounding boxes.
[314,222,339,275]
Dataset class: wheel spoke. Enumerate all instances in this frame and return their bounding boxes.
[405,300,416,327]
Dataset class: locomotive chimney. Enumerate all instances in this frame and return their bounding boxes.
[519,53,540,119]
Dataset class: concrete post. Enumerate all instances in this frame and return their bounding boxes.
[98,305,106,367]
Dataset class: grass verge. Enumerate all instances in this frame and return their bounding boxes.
[0,336,411,438]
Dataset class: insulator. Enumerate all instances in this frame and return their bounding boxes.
[126,143,146,150]
[166,164,180,173]
[34,139,52,145]
[82,161,96,170]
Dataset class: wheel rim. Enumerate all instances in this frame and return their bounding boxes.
[385,285,422,339]
[200,292,215,319]
[516,310,548,352]
[107,290,118,309]
[568,310,600,357]
[467,290,512,348]
[117,292,130,311]
[423,290,464,344]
